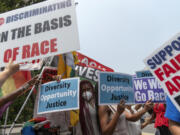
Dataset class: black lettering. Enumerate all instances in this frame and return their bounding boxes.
[63,15,71,26]
[0,31,8,42]
[43,20,50,32]
[34,23,42,34]
[51,18,58,30]
[11,28,18,40]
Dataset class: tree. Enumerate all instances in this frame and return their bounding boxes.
[0,0,44,14]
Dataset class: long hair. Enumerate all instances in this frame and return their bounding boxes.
[79,80,95,135]
[94,82,102,134]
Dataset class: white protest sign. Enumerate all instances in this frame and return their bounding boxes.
[0,0,80,67]
[144,33,180,112]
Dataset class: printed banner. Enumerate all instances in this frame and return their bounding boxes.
[136,70,153,78]
[134,77,166,104]
[144,33,180,111]
[76,52,114,72]
[75,65,99,82]
[99,72,134,105]
[37,77,79,114]
[0,0,80,67]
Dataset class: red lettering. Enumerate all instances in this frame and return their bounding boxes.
[22,45,30,59]
[162,63,176,78]
[12,47,19,61]
[154,68,164,81]
[4,49,12,63]
[31,43,40,57]
[41,40,49,54]
[165,81,179,95]
[50,38,57,52]
[172,76,180,89]
[21,38,57,60]
[170,58,180,71]
[175,54,180,63]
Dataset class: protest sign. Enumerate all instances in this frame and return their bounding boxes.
[99,72,134,105]
[134,77,166,104]
[76,52,114,72]
[19,59,43,70]
[144,33,180,111]
[136,70,153,78]
[75,65,99,83]
[37,77,79,114]
[0,0,80,67]
[41,66,57,84]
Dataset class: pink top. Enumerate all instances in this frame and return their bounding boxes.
[153,103,169,128]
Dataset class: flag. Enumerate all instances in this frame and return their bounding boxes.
[57,51,78,78]
[0,71,31,116]
[76,52,114,72]
[57,51,79,126]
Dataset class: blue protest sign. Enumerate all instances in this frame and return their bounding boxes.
[99,72,134,105]
[136,70,153,78]
[134,77,166,104]
[37,77,79,114]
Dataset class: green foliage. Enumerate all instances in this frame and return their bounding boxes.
[0,92,35,124]
[0,0,44,14]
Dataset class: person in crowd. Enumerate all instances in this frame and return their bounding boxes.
[0,75,39,108]
[148,103,172,135]
[0,59,39,118]
[165,96,180,135]
[0,59,19,88]
[99,100,153,135]
[78,80,101,135]
[125,104,153,135]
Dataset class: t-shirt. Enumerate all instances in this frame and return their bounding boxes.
[165,96,180,123]
[153,103,168,128]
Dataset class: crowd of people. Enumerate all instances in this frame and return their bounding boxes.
[0,59,180,135]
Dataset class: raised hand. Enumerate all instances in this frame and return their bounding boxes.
[117,100,126,115]
[5,58,19,75]
[144,100,153,111]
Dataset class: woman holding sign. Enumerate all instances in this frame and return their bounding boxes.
[99,100,153,135]
[78,80,101,135]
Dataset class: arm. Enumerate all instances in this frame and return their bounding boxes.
[0,59,19,88]
[125,100,153,122]
[169,119,180,135]
[0,75,39,107]
[141,115,154,129]
[99,100,125,135]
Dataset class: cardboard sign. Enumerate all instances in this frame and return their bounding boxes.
[144,33,180,111]
[0,0,80,67]
[76,52,114,72]
[134,77,166,103]
[99,72,134,105]
[136,70,153,78]
[37,77,79,114]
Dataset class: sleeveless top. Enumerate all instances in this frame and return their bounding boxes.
[109,111,129,135]
[125,107,141,135]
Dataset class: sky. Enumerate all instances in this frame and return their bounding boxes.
[75,0,180,74]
